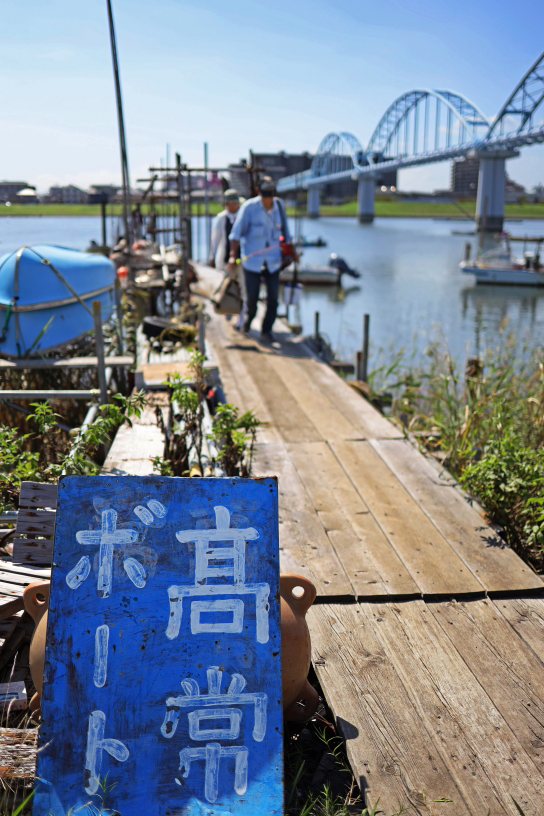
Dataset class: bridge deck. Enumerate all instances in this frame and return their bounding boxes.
[199,270,544,815]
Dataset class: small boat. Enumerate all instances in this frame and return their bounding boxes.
[460,236,544,286]
[0,245,116,358]
[281,254,360,286]
[294,236,327,248]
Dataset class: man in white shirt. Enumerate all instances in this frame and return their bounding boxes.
[227,179,294,341]
[209,189,240,271]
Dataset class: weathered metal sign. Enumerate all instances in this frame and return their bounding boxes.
[34,475,282,816]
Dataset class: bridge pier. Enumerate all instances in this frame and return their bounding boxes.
[307,187,320,218]
[475,149,519,232]
[357,177,375,223]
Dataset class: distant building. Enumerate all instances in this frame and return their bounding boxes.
[15,187,38,204]
[505,178,526,203]
[451,156,526,202]
[251,152,314,186]
[0,181,29,203]
[451,157,479,197]
[227,162,252,198]
[87,185,121,203]
[48,185,87,204]
[530,184,544,202]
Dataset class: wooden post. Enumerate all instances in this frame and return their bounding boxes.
[114,279,124,355]
[198,310,206,355]
[100,199,107,247]
[360,313,370,382]
[204,142,211,260]
[92,301,108,404]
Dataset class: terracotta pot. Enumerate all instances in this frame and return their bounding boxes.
[23,580,50,714]
[280,573,319,722]
[23,573,318,722]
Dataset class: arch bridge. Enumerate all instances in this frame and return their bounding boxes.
[277,53,544,229]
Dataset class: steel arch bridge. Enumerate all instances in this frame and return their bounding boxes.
[277,53,544,192]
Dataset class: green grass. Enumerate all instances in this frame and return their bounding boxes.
[2,200,543,219]
[368,332,544,570]
[293,198,544,219]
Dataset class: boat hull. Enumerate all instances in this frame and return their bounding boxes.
[280,267,340,285]
[0,245,116,357]
[460,262,544,286]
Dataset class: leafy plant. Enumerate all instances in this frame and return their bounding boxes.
[208,403,261,477]
[369,332,544,569]
[151,456,174,477]
[161,351,207,476]
[0,391,148,513]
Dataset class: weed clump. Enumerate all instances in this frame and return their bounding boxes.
[369,333,544,570]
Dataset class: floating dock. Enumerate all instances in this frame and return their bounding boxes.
[197,264,544,815]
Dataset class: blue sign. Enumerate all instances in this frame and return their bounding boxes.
[34,476,283,816]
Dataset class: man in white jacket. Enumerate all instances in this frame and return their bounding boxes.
[209,189,240,271]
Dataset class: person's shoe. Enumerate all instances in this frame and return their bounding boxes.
[260,331,274,343]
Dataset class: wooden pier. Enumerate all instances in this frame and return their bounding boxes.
[1,262,543,814]
[197,265,544,815]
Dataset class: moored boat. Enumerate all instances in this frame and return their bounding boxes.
[0,245,116,358]
[460,235,544,286]
[280,254,361,286]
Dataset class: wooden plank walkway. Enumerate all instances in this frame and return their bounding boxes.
[197,264,544,815]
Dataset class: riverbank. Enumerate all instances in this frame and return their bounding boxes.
[1,200,544,219]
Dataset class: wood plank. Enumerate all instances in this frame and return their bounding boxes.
[493,598,544,663]
[12,537,54,565]
[252,443,354,598]
[18,481,58,509]
[293,355,403,439]
[286,441,420,598]
[0,597,24,618]
[430,598,544,775]
[101,408,165,476]
[0,356,133,369]
[371,439,543,592]
[237,348,322,444]
[331,440,484,595]
[0,561,51,579]
[0,728,38,779]
[307,603,470,815]
[15,509,56,536]
[205,319,281,445]
[361,600,544,814]
[266,354,361,441]
[0,583,23,598]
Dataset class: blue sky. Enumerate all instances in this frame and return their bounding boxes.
[0,0,542,193]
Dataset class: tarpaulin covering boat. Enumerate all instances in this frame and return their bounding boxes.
[0,245,116,358]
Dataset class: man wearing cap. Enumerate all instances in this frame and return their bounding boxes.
[227,178,294,342]
[209,189,241,271]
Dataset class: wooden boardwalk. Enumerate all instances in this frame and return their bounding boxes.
[199,267,544,816]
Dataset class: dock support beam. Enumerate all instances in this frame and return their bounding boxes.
[357,177,375,223]
[307,187,320,219]
[475,149,519,232]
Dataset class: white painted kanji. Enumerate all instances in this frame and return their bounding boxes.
[166,506,270,643]
[161,667,266,804]
[84,710,129,795]
[67,509,141,597]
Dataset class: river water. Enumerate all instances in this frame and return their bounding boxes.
[2,215,543,370]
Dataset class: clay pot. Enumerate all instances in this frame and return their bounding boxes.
[23,573,318,722]
[23,580,50,714]
[280,573,319,722]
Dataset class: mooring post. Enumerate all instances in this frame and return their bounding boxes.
[92,301,108,405]
[114,279,124,355]
[198,310,206,355]
[100,198,107,247]
[360,313,370,382]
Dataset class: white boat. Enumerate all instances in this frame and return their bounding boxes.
[460,237,544,286]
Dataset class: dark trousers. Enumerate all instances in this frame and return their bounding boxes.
[243,268,281,334]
